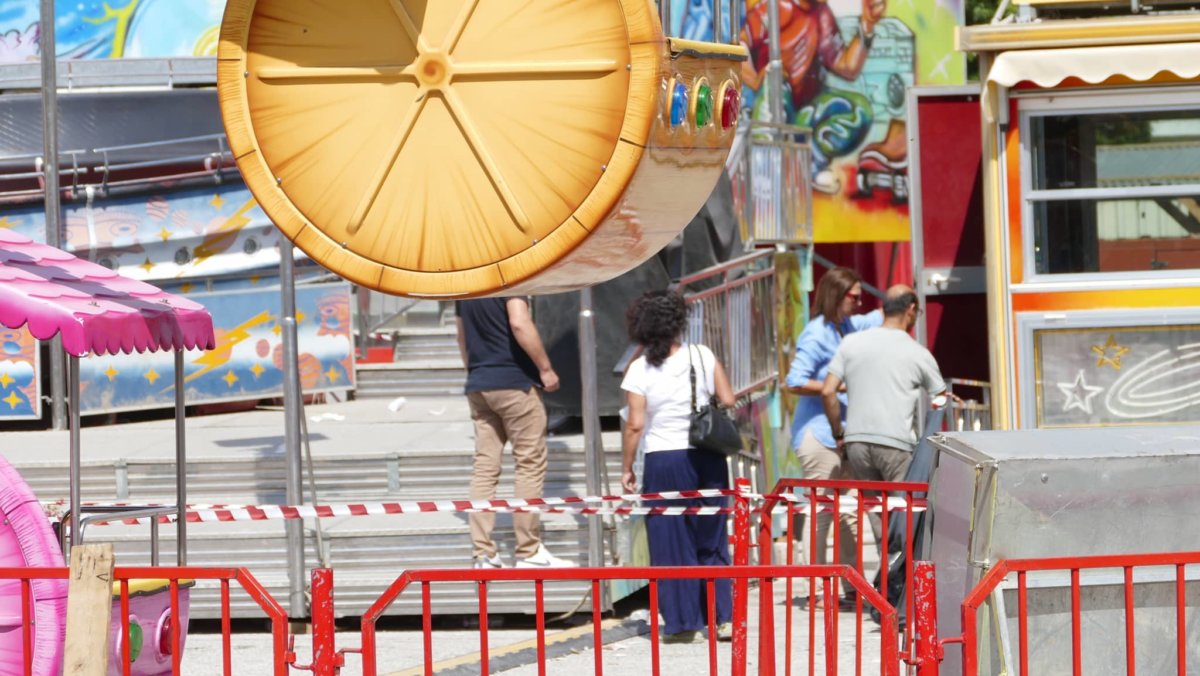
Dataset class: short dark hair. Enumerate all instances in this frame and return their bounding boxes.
[883,291,918,317]
[626,290,688,368]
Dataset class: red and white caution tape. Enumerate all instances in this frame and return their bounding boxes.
[63,489,924,526]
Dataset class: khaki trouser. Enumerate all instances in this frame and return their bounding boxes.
[844,441,913,550]
[467,387,548,558]
[795,430,859,566]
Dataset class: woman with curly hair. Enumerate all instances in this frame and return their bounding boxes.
[620,290,737,643]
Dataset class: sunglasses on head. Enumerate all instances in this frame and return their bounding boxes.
[845,292,862,301]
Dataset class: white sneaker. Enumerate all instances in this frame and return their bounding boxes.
[473,553,506,569]
[515,544,576,568]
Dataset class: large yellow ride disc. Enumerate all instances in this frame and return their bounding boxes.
[218,0,661,297]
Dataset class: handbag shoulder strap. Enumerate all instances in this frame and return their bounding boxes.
[688,344,710,412]
[688,344,704,413]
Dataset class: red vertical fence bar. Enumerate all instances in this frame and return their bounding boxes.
[733,477,751,676]
[592,579,603,676]
[20,578,32,676]
[536,579,546,676]
[221,579,233,676]
[310,568,339,676]
[1071,568,1082,676]
[650,579,661,676]
[422,582,433,676]
[911,561,939,676]
[120,579,131,676]
[1124,566,1135,676]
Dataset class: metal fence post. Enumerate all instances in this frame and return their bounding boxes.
[757,498,777,676]
[311,568,340,676]
[732,478,751,676]
[913,561,940,676]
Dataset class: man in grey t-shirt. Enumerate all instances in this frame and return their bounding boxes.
[821,285,946,486]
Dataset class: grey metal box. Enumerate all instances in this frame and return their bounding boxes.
[927,427,1200,675]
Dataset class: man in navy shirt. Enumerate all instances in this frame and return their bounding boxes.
[456,297,572,568]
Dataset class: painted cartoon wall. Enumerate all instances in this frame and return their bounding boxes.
[79,282,353,415]
[672,0,964,243]
[0,0,222,62]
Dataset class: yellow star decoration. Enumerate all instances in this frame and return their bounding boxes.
[250,362,266,378]
[158,227,172,242]
[222,370,239,387]
[180,282,194,294]
[272,324,282,336]
[104,365,119,382]
[0,372,12,388]
[296,311,306,323]
[139,257,155,274]
[249,274,261,285]
[1091,335,1131,370]
[325,366,339,383]
[211,194,226,209]
[3,391,20,409]
[144,369,160,385]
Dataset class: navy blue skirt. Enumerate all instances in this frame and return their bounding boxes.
[642,449,733,634]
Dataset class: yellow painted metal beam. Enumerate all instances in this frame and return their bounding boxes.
[957,15,1200,52]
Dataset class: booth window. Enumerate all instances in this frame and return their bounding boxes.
[1025,106,1200,276]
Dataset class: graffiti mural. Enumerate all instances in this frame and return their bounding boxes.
[79,282,354,415]
[0,325,39,420]
[0,0,223,62]
[728,0,963,242]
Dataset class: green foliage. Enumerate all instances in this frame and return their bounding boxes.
[968,0,1002,24]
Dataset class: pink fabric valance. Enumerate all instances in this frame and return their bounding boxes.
[0,229,215,356]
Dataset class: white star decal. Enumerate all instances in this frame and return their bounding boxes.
[1057,371,1104,415]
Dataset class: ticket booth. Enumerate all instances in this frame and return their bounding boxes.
[959,9,1200,430]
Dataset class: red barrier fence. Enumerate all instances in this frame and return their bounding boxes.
[913,552,1200,676]
[0,566,288,676]
[756,479,928,676]
[352,564,899,676]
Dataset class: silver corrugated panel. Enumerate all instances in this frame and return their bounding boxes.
[44,446,625,618]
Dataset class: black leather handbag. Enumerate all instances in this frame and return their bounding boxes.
[687,346,742,456]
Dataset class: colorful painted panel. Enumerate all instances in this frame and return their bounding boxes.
[1034,324,1200,428]
[0,183,286,283]
[0,0,222,62]
[0,325,39,420]
[79,282,354,415]
[729,0,964,242]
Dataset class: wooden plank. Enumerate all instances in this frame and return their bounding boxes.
[63,544,114,676]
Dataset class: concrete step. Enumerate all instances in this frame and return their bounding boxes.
[355,362,465,398]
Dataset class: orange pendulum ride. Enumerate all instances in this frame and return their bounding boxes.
[216,0,748,298]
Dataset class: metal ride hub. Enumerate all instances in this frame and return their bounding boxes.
[217,0,747,298]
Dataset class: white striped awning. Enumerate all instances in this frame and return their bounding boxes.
[988,41,1200,88]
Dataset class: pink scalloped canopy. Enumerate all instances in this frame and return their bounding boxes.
[0,229,215,357]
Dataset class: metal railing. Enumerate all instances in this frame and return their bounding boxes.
[914,552,1200,676]
[730,123,814,247]
[0,133,236,201]
[678,249,778,400]
[756,478,929,675]
[0,565,288,676]
[942,378,992,432]
[0,57,217,91]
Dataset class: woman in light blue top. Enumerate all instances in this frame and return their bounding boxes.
[784,267,881,579]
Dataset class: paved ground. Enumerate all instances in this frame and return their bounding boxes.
[177,586,894,675]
